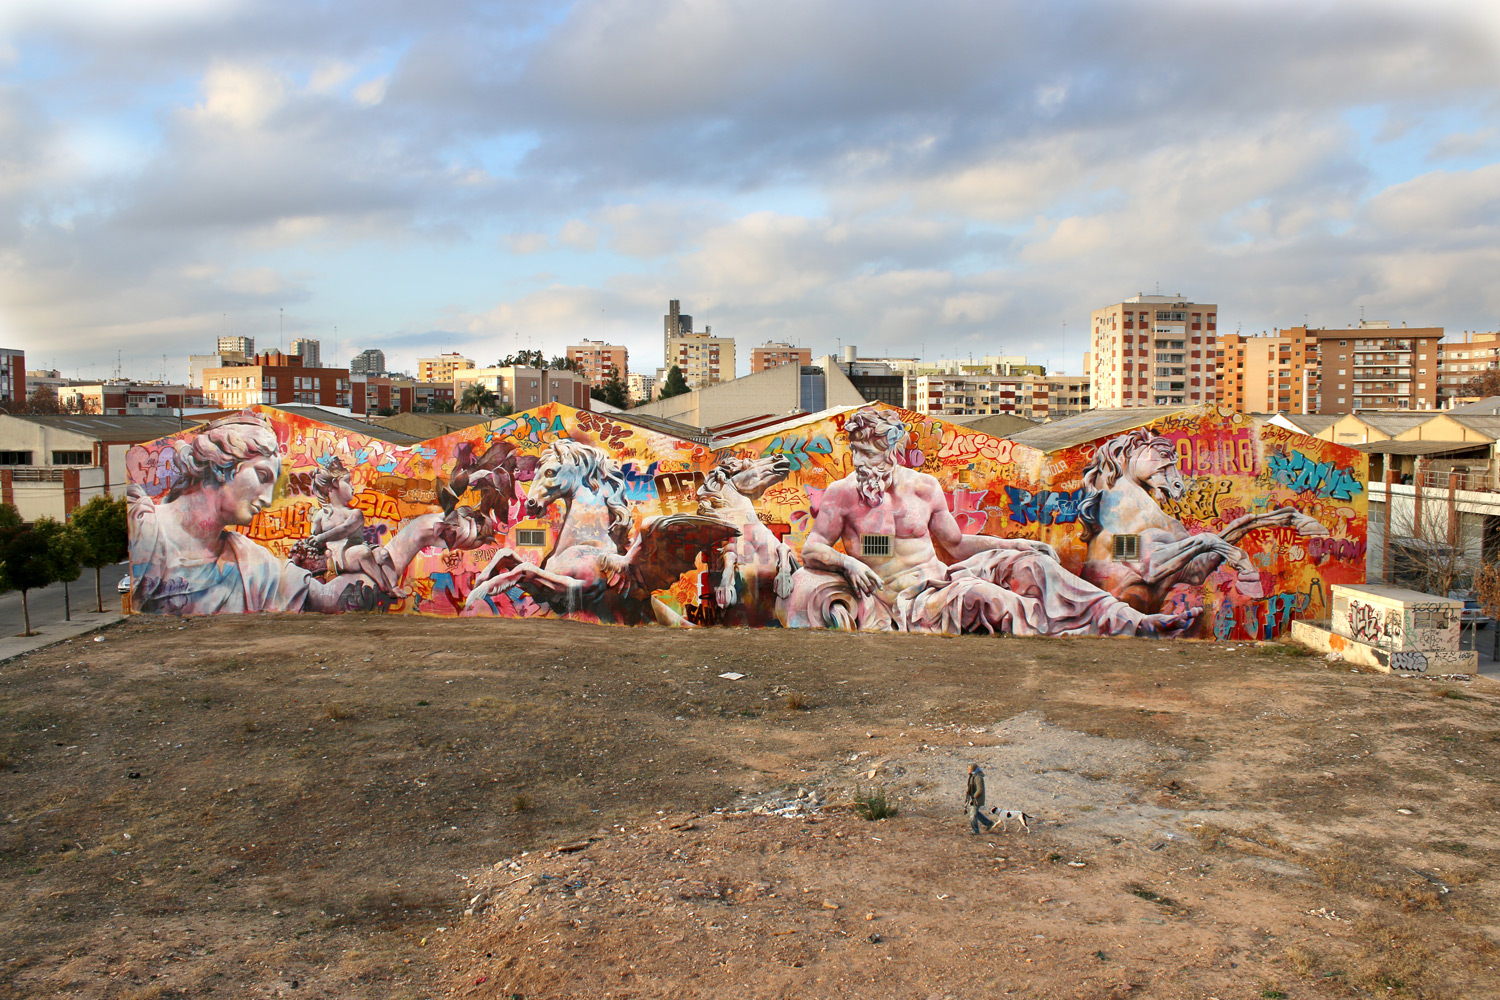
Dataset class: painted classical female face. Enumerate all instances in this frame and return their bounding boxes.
[212,454,281,526]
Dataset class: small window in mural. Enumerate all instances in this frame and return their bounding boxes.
[1113,534,1140,560]
[515,529,547,547]
[861,534,892,557]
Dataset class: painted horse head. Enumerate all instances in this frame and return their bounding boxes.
[1082,428,1187,502]
[697,454,792,513]
[525,438,631,534]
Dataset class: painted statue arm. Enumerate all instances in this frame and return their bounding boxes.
[925,486,1058,562]
[1132,529,1255,587]
[302,512,483,612]
[800,486,883,597]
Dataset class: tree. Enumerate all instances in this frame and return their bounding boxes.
[70,494,128,612]
[1460,369,1500,400]
[498,349,546,368]
[459,383,500,414]
[590,366,628,409]
[657,365,690,400]
[0,517,59,636]
[1473,561,1500,660]
[550,356,582,373]
[44,519,86,621]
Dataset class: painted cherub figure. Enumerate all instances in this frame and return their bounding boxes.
[297,456,401,591]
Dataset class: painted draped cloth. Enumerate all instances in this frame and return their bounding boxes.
[128,486,312,615]
[781,547,1166,636]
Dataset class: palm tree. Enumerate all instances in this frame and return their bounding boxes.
[460,383,500,414]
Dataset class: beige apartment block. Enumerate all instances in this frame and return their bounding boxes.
[417,353,475,383]
[666,329,735,389]
[625,371,656,404]
[1310,323,1442,414]
[454,365,592,411]
[1090,294,1217,408]
[750,342,812,373]
[1437,332,1500,403]
[1214,327,1317,414]
[566,340,628,387]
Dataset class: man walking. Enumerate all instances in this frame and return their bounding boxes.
[965,763,993,834]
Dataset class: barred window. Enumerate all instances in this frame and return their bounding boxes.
[515,528,547,547]
[1112,534,1140,560]
[861,534,892,557]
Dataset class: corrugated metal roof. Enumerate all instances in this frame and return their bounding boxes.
[604,410,711,444]
[1276,412,1341,434]
[1006,407,1185,452]
[1354,412,1432,434]
[1350,439,1492,456]
[1447,395,1500,416]
[1,413,208,442]
[268,406,423,444]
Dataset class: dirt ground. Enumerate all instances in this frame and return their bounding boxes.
[1,616,1497,1000]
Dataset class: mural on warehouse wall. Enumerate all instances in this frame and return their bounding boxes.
[125,402,1367,639]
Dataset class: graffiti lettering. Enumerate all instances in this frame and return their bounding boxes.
[1159,478,1233,522]
[1347,601,1383,642]
[1390,650,1429,674]
[1163,430,1256,476]
[1307,536,1366,563]
[351,489,401,522]
[1005,486,1085,526]
[619,461,660,503]
[1214,580,1325,641]
[654,470,705,513]
[240,503,314,542]
[946,487,988,533]
[1268,450,1363,500]
[761,433,833,471]
[937,430,1015,466]
[576,410,631,449]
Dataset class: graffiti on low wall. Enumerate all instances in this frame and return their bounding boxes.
[127,402,1367,638]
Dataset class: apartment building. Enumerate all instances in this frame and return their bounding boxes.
[58,382,202,416]
[663,300,692,359]
[665,329,735,389]
[750,342,812,372]
[349,349,387,377]
[453,365,592,411]
[566,340,629,387]
[1437,332,1500,403]
[909,374,1027,416]
[203,353,352,409]
[1090,294,1217,407]
[417,353,475,383]
[1214,327,1318,413]
[0,348,24,403]
[349,375,416,415]
[1024,375,1091,421]
[1310,323,1442,414]
[626,372,656,404]
[290,338,321,369]
[217,335,254,356]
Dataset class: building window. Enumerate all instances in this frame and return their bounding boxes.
[515,528,547,547]
[1113,534,1140,560]
[52,451,92,465]
[0,451,33,465]
[861,534,892,557]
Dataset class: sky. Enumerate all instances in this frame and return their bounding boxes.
[2,0,1499,384]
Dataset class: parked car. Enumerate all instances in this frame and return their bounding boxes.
[117,574,132,594]
[1447,590,1491,628]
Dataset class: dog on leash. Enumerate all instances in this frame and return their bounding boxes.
[988,808,1035,833]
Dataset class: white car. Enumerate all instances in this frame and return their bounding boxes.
[117,575,133,594]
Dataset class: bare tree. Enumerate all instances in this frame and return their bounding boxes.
[1473,561,1500,660]
[1384,490,1470,598]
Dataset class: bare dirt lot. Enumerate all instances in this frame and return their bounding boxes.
[1,616,1498,999]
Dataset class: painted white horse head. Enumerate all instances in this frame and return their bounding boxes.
[525,439,631,533]
[697,454,792,511]
[1082,428,1187,503]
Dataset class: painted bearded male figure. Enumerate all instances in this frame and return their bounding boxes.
[783,407,1196,636]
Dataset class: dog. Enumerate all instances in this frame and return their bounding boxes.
[988,808,1035,833]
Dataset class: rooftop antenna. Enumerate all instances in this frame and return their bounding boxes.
[279,306,284,351]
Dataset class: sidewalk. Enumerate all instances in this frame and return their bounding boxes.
[0,609,126,662]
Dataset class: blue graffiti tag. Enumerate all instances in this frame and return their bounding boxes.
[761,433,833,471]
[1005,486,1086,526]
[619,461,660,503]
[1267,450,1363,500]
